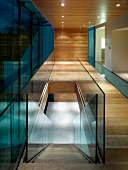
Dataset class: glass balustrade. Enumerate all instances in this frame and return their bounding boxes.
[77,59,105,163]
[95,62,128,98]
[74,95,97,163]
[26,94,52,162]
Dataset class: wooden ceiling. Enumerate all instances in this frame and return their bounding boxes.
[31,0,128,28]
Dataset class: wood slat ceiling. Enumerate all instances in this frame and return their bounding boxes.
[31,0,128,28]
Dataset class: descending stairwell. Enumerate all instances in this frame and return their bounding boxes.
[18,144,91,170]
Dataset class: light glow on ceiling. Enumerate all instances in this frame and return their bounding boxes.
[116,4,120,7]
[61,3,65,6]
[62,16,64,18]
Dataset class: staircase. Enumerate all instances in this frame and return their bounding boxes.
[18,144,91,170]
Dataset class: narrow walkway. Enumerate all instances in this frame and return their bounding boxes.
[80,61,128,164]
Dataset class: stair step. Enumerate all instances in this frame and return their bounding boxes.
[18,163,128,170]
[34,159,88,164]
[18,144,90,169]
[18,163,100,170]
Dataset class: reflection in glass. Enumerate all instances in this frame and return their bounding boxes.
[74,95,98,163]
[27,95,52,162]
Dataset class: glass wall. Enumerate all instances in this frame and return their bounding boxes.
[20,2,32,90]
[0,0,14,112]
[0,0,54,169]
[0,94,27,170]
[0,0,54,113]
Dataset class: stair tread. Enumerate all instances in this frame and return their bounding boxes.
[19,163,100,170]
[18,163,128,170]
[18,144,90,170]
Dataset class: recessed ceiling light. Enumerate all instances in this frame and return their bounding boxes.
[61,3,65,6]
[89,22,91,24]
[98,16,100,18]
[83,25,85,27]
[62,25,64,27]
[62,22,64,24]
[62,16,64,18]
[116,4,120,7]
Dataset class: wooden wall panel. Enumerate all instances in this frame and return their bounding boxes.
[49,81,76,93]
[49,81,77,102]
[54,29,88,61]
[54,93,77,102]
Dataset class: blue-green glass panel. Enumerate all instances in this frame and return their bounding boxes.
[12,0,19,95]
[0,94,26,170]
[20,5,32,90]
[0,109,11,167]
[43,26,54,62]
[88,27,95,67]
[0,0,14,111]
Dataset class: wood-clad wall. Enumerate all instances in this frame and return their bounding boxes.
[49,81,77,102]
[54,29,88,61]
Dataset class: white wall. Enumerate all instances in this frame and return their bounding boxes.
[96,14,128,71]
[96,27,105,61]
[112,30,128,72]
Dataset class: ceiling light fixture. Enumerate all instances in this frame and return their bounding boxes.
[62,16,64,18]
[62,22,64,23]
[98,16,100,18]
[83,25,85,27]
[116,4,120,7]
[61,3,65,6]
[89,22,91,24]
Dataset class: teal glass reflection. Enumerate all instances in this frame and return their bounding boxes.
[0,94,26,170]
